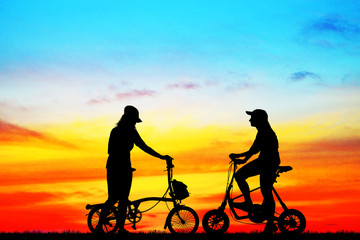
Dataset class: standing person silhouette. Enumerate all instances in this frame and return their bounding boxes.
[97,105,172,234]
[229,109,280,234]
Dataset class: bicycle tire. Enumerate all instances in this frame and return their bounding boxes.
[87,205,120,234]
[278,209,306,235]
[202,209,229,234]
[167,205,199,234]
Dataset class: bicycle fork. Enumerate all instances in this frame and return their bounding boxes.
[272,187,288,222]
[163,206,185,230]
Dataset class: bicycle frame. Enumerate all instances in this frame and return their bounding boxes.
[202,161,305,234]
[86,158,200,234]
[86,159,189,231]
[218,162,290,221]
[126,159,182,230]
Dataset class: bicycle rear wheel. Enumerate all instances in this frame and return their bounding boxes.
[167,206,199,234]
[87,205,120,234]
[278,209,306,235]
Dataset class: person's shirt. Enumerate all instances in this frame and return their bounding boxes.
[107,123,156,169]
[107,124,141,168]
[248,128,280,165]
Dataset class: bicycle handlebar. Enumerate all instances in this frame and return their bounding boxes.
[166,158,174,169]
[229,156,246,165]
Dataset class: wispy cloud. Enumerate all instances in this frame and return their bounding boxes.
[166,82,200,90]
[225,81,255,91]
[311,15,360,37]
[115,89,156,99]
[0,119,45,141]
[289,71,321,82]
[0,192,57,207]
[87,88,156,105]
[0,119,77,148]
[87,97,111,105]
[297,137,360,152]
[342,72,360,86]
[298,15,360,49]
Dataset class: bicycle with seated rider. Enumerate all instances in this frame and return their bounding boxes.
[202,155,306,235]
[86,158,199,234]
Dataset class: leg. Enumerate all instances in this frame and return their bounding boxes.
[260,165,278,233]
[98,168,133,232]
[96,169,119,232]
[117,170,133,230]
[234,159,261,204]
[260,178,275,221]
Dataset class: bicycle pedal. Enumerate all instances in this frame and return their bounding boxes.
[232,202,252,212]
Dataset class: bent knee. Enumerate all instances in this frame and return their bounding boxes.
[235,171,247,182]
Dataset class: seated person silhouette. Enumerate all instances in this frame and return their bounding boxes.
[97,105,172,233]
[230,109,280,233]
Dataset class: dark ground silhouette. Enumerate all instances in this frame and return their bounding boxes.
[0,231,359,240]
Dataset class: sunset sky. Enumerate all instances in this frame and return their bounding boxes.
[1,0,360,233]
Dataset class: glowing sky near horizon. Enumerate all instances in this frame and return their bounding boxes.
[1,0,360,233]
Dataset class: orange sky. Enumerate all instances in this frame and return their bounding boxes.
[1,112,359,233]
[1,1,360,233]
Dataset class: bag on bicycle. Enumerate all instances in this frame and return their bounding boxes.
[171,179,190,200]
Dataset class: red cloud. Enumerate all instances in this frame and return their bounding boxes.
[0,119,76,148]
[0,119,43,141]
[0,192,57,207]
[295,137,360,152]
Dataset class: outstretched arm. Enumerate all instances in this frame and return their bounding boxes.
[134,130,171,160]
[229,134,260,163]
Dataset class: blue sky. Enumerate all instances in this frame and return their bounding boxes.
[0,0,359,126]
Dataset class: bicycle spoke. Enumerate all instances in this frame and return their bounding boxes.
[170,209,196,233]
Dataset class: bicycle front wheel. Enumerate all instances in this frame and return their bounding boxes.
[167,206,199,234]
[202,209,229,234]
[87,205,120,234]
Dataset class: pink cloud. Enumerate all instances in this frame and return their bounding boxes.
[87,88,156,105]
[167,82,200,90]
[86,97,111,105]
[115,89,156,99]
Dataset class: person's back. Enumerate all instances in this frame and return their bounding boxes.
[107,124,135,170]
[255,127,280,166]
[230,109,280,234]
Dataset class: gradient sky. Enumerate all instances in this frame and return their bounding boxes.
[1,0,360,233]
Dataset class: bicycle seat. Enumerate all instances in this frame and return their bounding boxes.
[278,166,292,173]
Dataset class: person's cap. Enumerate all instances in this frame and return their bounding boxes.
[246,109,268,121]
[124,105,142,122]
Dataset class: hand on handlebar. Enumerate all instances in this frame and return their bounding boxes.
[162,155,174,168]
[229,153,247,165]
[229,153,239,160]
[161,155,173,161]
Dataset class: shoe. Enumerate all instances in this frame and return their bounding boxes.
[118,228,129,237]
[94,224,104,234]
[263,221,278,234]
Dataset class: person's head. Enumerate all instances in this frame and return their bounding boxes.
[119,105,142,126]
[246,109,268,128]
